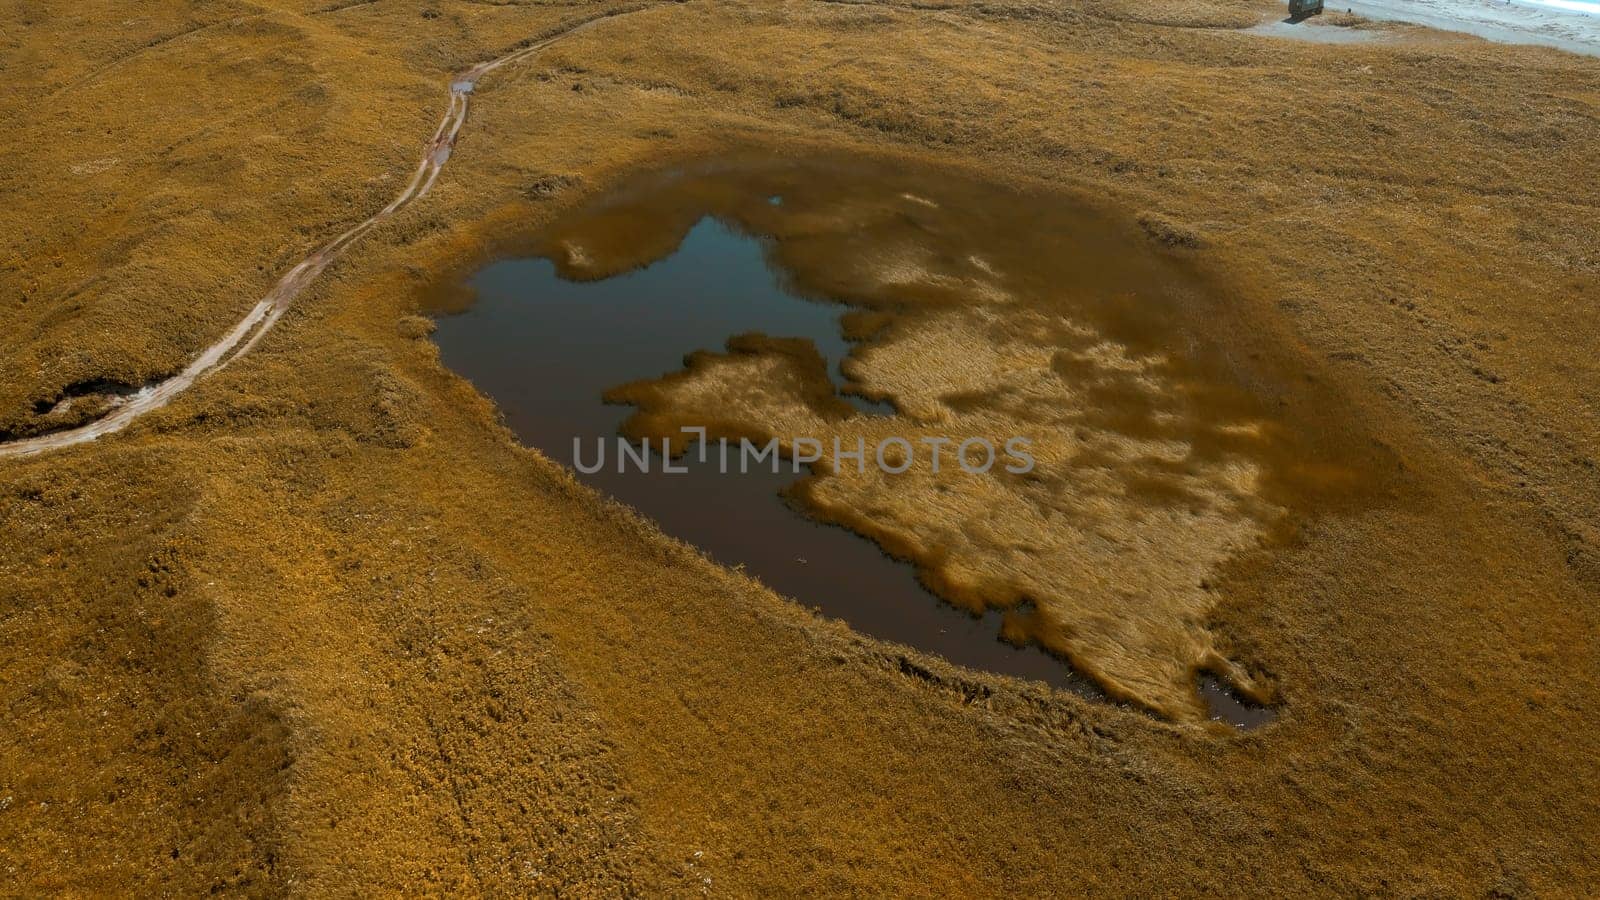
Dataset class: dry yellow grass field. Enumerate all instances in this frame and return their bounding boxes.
[2,0,1597,894]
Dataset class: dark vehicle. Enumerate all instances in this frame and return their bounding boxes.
[1289,0,1325,19]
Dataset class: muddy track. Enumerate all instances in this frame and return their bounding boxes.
[0,10,636,461]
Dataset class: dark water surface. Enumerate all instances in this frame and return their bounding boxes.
[436,218,1104,695]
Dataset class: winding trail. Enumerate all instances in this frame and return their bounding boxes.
[7,0,1594,463]
[0,12,626,461]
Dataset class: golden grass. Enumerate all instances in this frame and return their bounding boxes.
[2,0,1598,893]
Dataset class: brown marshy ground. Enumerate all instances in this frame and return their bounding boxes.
[2,0,1598,893]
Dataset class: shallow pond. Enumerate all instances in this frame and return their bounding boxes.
[427,154,1367,727]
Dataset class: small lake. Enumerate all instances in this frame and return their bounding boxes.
[432,157,1303,728]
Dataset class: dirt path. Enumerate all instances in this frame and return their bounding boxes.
[0,12,627,462]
